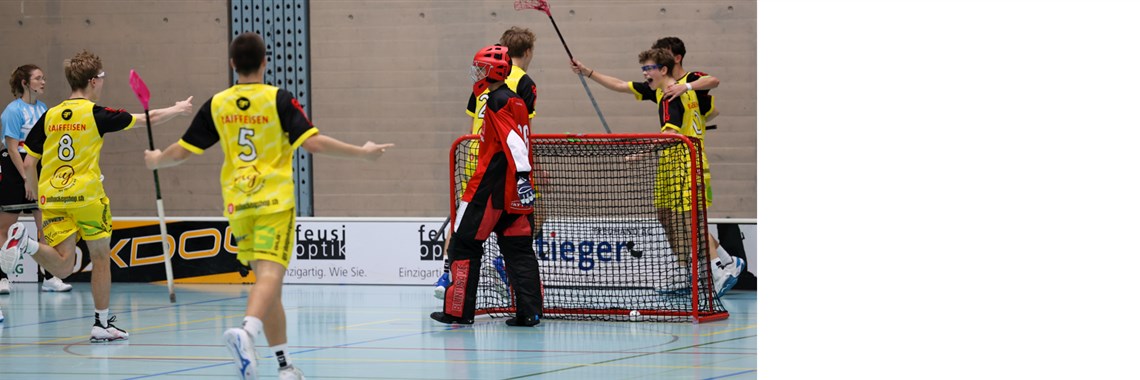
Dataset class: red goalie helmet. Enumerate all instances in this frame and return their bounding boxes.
[471,45,512,95]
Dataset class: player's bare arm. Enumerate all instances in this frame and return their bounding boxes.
[664,75,720,101]
[21,154,39,201]
[7,135,33,200]
[705,108,720,122]
[131,96,194,126]
[570,58,633,93]
[301,134,394,161]
[5,136,25,180]
[144,142,193,170]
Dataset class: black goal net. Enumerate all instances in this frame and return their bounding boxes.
[449,133,727,323]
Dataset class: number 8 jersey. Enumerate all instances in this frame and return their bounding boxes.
[178,84,318,219]
[24,98,136,209]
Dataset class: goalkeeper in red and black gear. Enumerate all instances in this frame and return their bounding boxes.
[431,45,542,327]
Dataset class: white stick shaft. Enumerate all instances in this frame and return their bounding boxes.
[155,199,175,295]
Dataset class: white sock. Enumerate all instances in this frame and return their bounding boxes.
[96,309,109,325]
[715,246,734,269]
[270,343,292,368]
[19,232,37,256]
[242,316,263,338]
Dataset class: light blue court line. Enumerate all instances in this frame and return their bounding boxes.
[1,296,245,329]
[123,324,472,379]
[703,369,758,379]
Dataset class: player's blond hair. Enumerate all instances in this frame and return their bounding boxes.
[64,50,102,91]
[499,27,536,59]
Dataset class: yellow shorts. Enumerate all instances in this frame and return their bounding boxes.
[654,147,713,212]
[42,196,112,246]
[229,209,295,267]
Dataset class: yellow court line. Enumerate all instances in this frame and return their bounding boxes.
[0,312,246,351]
[130,312,247,333]
[699,324,757,337]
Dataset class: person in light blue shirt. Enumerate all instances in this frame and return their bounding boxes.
[0,64,71,294]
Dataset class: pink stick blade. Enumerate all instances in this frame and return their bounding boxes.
[129,69,151,110]
[515,0,552,16]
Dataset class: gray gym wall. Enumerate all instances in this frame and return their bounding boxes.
[0,0,755,219]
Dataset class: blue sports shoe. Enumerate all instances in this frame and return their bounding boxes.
[492,256,511,298]
[716,258,747,298]
[433,272,450,300]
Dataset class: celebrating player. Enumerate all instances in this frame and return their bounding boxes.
[431,45,542,327]
[0,50,193,341]
[144,32,392,380]
[653,36,720,112]
[570,47,744,296]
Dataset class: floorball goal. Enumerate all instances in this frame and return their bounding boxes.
[450,133,728,323]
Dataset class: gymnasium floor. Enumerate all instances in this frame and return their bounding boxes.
[0,283,757,379]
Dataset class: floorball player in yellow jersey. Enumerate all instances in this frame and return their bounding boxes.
[0,50,193,342]
[144,32,392,380]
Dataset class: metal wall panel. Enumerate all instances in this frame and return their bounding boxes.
[231,0,314,216]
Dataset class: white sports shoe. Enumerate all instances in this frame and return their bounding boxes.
[278,364,306,379]
[712,264,728,294]
[0,278,10,294]
[0,307,5,323]
[91,315,130,343]
[224,328,258,380]
[714,258,746,298]
[0,223,34,275]
[41,277,72,292]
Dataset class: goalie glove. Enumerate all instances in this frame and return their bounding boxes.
[517,173,535,207]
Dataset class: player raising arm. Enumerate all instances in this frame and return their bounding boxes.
[0,50,192,343]
[571,48,743,297]
[144,32,391,380]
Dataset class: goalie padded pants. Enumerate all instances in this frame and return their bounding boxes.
[443,199,542,322]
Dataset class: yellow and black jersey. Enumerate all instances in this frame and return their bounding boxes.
[178,84,318,219]
[24,98,135,209]
[630,79,708,139]
[629,71,715,119]
[466,65,536,134]
[682,71,715,117]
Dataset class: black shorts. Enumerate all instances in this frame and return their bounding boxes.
[0,150,37,214]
